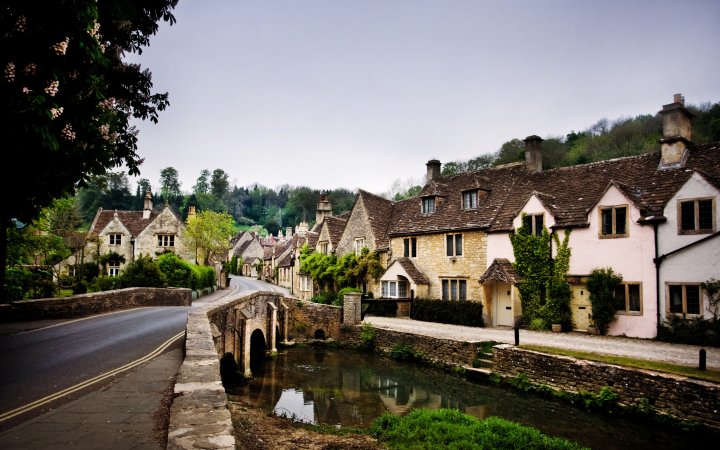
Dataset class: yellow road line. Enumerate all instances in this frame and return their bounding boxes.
[0,330,185,423]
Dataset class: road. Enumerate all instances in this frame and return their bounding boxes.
[0,276,284,431]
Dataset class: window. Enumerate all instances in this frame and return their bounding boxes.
[157,234,175,247]
[422,197,436,214]
[462,190,478,209]
[319,242,329,254]
[108,263,120,277]
[668,284,702,315]
[403,237,417,257]
[613,283,642,314]
[679,198,715,234]
[446,233,463,257]
[442,279,467,301]
[300,275,310,291]
[599,205,628,238]
[109,233,122,245]
[382,280,408,298]
[354,238,365,256]
[522,214,544,236]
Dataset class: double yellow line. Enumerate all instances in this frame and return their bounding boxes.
[0,330,185,423]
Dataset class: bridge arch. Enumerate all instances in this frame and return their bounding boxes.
[249,328,267,374]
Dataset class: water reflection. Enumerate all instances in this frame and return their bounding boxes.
[226,346,718,449]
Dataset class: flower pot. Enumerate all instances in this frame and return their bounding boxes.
[551,323,562,333]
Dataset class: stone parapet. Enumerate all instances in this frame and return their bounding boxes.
[2,287,192,321]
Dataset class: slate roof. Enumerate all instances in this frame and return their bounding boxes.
[323,215,348,245]
[392,258,430,284]
[89,208,160,238]
[388,142,720,235]
[479,258,521,284]
[357,189,395,250]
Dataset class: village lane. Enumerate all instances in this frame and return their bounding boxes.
[363,316,720,371]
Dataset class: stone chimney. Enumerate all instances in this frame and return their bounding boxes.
[187,205,196,220]
[286,226,293,238]
[296,221,309,236]
[143,191,153,219]
[426,159,441,182]
[659,93,694,169]
[523,135,543,172]
[316,192,332,224]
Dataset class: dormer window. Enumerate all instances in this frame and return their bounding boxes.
[422,197,436,214]
[599,205,628,238]
[109,234,122,245]
[522,213,544,237]
[158,234,175,247]
[462,190,478,209]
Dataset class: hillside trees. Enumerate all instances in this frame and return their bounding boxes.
[1,0,178,301]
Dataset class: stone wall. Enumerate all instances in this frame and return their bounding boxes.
[388,230,487,300]
[2,287,192,321]
[340,325,481,369]
[493,344,720,429]
[286,299,343,341]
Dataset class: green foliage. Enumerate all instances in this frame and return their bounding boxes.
[156,252,194,288]
[657,314,720,346]
[369,408,586,450]
[389,343,417,361]
[359,322,376,350]
[184,210,236,265]
[586,267,622,335]
[510,217,572,330]
[118,254,166,288]
[294,321,309,334]
[191,264,216,290]
[91,275,122,292]
[410,298,484,326]
[3,266,54,300]
[300,243,384,293]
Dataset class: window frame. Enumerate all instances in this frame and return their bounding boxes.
[421,196,436,214]
[109,233,122,246]
[319,241,329,255]
[299,275,311,291]
[462,190,478,209]
[441,278,467,301]
[354,237,366,256]
[598,205,629,238]
[677,197,716,235]
[403,237,417,258]
[446,233,463,257]
[108,263,120,277]
[667,283,703,316]
[157,234,175,247]
[613,282,642,315]
[522,213,544,237]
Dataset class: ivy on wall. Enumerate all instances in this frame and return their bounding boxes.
[299,244,384,292]
[510,215,572,330]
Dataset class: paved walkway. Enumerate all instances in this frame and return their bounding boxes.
[363,316,720,371]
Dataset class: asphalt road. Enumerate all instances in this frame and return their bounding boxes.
[0,306,190,431]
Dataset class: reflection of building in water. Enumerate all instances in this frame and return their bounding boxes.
[376,376,440,415]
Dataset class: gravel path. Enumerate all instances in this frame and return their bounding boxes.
[363,316,720,371]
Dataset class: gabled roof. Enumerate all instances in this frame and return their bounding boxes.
[479,258,521,284]
[89,208,161,238]
[322,215,348,245]
[357,189,395,249]
[393,258,430,284]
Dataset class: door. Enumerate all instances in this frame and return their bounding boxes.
[496,283,513,326]
[570,284,592,331]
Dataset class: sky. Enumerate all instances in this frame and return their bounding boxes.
[127,0,720,196]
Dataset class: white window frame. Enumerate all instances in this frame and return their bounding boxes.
[109,233,122,245]
[108,263,120,277]
[462,190,478,209]
[157,234,175,247]
[354,238,365,256]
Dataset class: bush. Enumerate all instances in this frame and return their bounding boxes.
[411,298,484,327]
[311,290,337,305]
[657,314,720,346]
[118,254,166,288]
[191,264,216,290]
[156,253,194,288]
[91,275,122,292]
[389,343,417,361]
[335,287,362,306]
[586,267,622,335]
[4,266,30,301]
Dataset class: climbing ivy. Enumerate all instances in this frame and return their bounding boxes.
[299,244,384,292]
[509,214,572,330]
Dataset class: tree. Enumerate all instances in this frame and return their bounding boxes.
[494,139,525,166]
[210,169,230,200]
[1,0,178,302]
[159,166,182,208]
[193,169,210,195]
[184,210,235,265]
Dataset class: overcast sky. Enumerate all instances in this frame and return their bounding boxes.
[127,0,720,196]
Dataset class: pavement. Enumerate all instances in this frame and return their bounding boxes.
[0,294,717,450]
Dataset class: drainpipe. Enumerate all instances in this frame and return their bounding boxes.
[652,222,661,337]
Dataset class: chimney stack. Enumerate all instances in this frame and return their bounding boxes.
[143,191,153,219]
[659,93,694,169]
[426,159,441,182]
[316,191,332,224]
[523,135,543,172]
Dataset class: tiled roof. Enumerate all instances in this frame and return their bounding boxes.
[305,231,319,249]
[357,190,395,249]
[394,258,430,284]
[89,209,159,237]
[324,216,348,245]
[479,258,521,284]
[389,142,720,235]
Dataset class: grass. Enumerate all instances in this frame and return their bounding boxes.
[369,408,587,449]
[521,344,720,383]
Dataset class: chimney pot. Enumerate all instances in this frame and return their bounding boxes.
[523,135,543,172]
[659,94,694,169]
